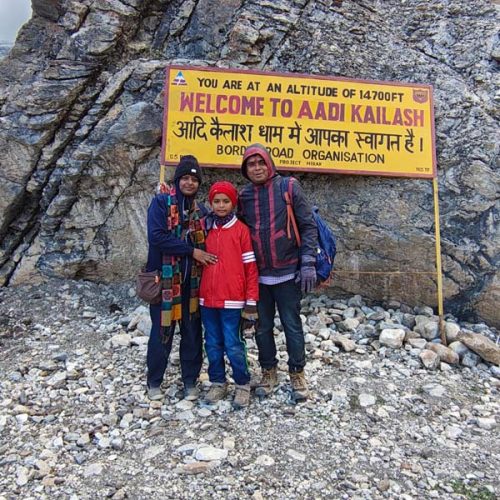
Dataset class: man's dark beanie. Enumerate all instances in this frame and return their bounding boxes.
[174,155,202,184]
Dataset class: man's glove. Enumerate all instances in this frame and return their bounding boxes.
[295,256,317,293]
[241,303,258,332]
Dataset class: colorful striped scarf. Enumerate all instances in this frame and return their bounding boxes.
[159,183,206,329]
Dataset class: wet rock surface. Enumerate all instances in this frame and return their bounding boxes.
[0,279,498,499]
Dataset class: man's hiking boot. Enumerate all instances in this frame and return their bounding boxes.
[232,384,251,410]
[147,385,163,401]
[183,385,200,401]
[290,370,309,402]
[205,383,228,404]
[254,366,278,399]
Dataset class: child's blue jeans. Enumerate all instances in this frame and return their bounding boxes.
[201,306,250,386]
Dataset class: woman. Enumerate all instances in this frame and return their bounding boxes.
[145,155,217,401]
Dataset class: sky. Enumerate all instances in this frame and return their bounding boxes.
[0,0,32,42]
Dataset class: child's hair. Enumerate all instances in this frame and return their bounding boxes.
[208,181,238,207]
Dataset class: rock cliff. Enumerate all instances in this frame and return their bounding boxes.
[0,0,498,326]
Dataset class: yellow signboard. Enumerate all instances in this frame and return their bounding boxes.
[162,66,436,178]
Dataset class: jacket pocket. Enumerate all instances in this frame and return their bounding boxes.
[273,229,298,268]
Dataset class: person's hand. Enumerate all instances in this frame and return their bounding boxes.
[192,248,218,265]
[241,304,258,332]
[156,181,169,194]
[295,257,317,293]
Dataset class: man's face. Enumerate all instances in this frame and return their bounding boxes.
[245,154,269,184]
[178,174,200,196]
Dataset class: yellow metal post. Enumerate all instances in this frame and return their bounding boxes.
[160,164,165,184]
[433,177,446,344]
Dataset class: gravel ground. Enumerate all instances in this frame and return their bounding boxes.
[0,279,498,500]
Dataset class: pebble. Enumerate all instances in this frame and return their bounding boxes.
[194,446,228,461]
[359,394,377,407]
[287,449,306,461]
[253,454,275,466]
[175,462,212,475]
[84,463,103,477]
[476,418,497,430]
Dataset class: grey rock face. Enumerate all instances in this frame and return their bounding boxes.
[0,0,498,327]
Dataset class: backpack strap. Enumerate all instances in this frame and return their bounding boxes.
[281,177,302,247]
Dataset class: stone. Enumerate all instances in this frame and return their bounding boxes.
[445,322,461,343]
[445,425,463,440]
[422,384,446,398]
[110,333,132,347]
[45,371,67,387]
[414,306,434,317]
[317,328,332,340]
[223,437,235,450]
[407,338,427,349]
[16,466,29,486]
[426,343,459,364]
[175,400,195,411]
[175,462,212,475]
[476,418,497,430]
[419,350,440,370]
[359,394,376,407]
[348,295,364,307]
[448,341,471,359]
[367,311,386,321]
[194,446,228,461]
[84,463,103,477]
[255,454,275,466]
[287,449,306,461]
[136,316,152,336]
[130,336,149,346]
[143,446,163,461]
[458,332,500,365]
[462,352,480,368]
[414,317,440,341]
[330,333,356,352]
[338,318,360,332]
[379,328,405,348]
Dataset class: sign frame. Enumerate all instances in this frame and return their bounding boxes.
[161,65,437,179]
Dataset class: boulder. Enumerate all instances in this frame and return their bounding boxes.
[426,343,459,365]
[379,328,405,348]
[458,332,500,366]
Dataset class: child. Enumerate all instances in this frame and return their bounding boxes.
[199,181,259,409]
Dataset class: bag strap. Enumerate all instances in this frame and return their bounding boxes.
[282,177,301,247]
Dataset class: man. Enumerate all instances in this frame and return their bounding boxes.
[145,155,217,401]
[238,144,318,402]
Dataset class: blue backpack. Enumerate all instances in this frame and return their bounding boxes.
[281,177,337,283]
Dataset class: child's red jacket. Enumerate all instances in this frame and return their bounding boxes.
[199,215,259,309]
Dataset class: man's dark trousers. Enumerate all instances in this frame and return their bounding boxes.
[255,279,306,372]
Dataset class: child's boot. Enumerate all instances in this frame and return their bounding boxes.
[290,370,309,402]
[254,366,278,399]
[204,382,228,404]
[233,384,251,409]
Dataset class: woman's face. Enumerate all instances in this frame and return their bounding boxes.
[178,174,200,196]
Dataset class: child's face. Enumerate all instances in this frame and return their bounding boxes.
[211,193,233,218]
